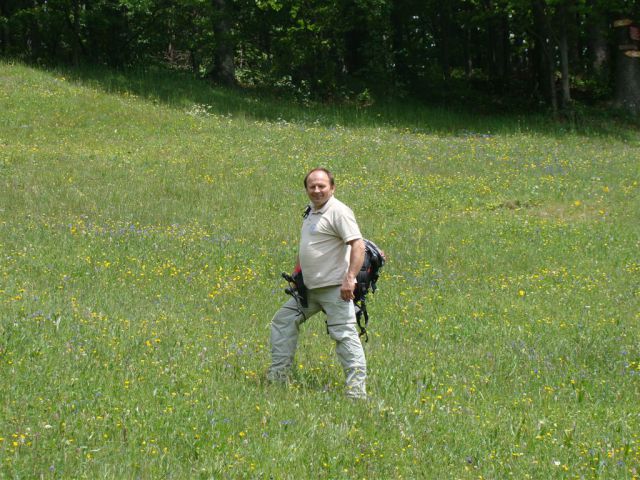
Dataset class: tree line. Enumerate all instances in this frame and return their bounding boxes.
[2,0,639,113]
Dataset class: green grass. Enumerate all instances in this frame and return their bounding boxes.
[1,61,639,479]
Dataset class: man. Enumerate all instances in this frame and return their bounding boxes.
[267,167,368,399]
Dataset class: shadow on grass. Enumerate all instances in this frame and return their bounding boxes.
[49,63,640,139]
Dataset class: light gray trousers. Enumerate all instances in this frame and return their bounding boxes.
[268,285,367,398]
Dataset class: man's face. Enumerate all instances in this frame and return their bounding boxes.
[306,170,335,209]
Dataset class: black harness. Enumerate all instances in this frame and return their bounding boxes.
[353,239,385,341]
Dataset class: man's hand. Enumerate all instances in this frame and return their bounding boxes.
[340,275,357,301]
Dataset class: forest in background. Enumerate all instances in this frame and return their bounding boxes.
[1,0,640,114]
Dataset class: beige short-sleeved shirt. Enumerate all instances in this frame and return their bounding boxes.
[299,196,362,289]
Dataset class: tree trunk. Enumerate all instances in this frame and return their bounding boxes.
[439,5,452,81]
[487,9,509,81]
[211,0,236,86]
[500,14,510,81]
[558,3,571,107]
[0,2,7,55]
[548,45,558,113]
[533,0,557,112]
[463,25,472,76]
[344,28,365,76]
[586,2,609,79]
[342,1,367,77]
[613,19,640,114]
[71,0,82,66]
[390,1,411,84]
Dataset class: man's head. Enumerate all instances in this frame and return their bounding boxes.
[304,167,336,209]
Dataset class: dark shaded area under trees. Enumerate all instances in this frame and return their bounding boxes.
[1,0,640,115]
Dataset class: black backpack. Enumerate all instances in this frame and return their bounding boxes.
[353,239,385,341]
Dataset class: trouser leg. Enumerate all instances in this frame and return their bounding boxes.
[267,297,318,382]
[316,287,367,399]
[328,323,367,399]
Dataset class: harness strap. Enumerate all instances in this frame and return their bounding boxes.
[355,300,369,343]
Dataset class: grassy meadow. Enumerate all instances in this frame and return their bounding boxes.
[1,62,639,479]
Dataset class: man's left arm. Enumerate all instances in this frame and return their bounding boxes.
[340,238,365,301]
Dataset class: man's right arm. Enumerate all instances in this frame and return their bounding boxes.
[340,238,365,301]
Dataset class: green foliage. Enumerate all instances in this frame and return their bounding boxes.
[2,0,638,106]
[1,62,640,478]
